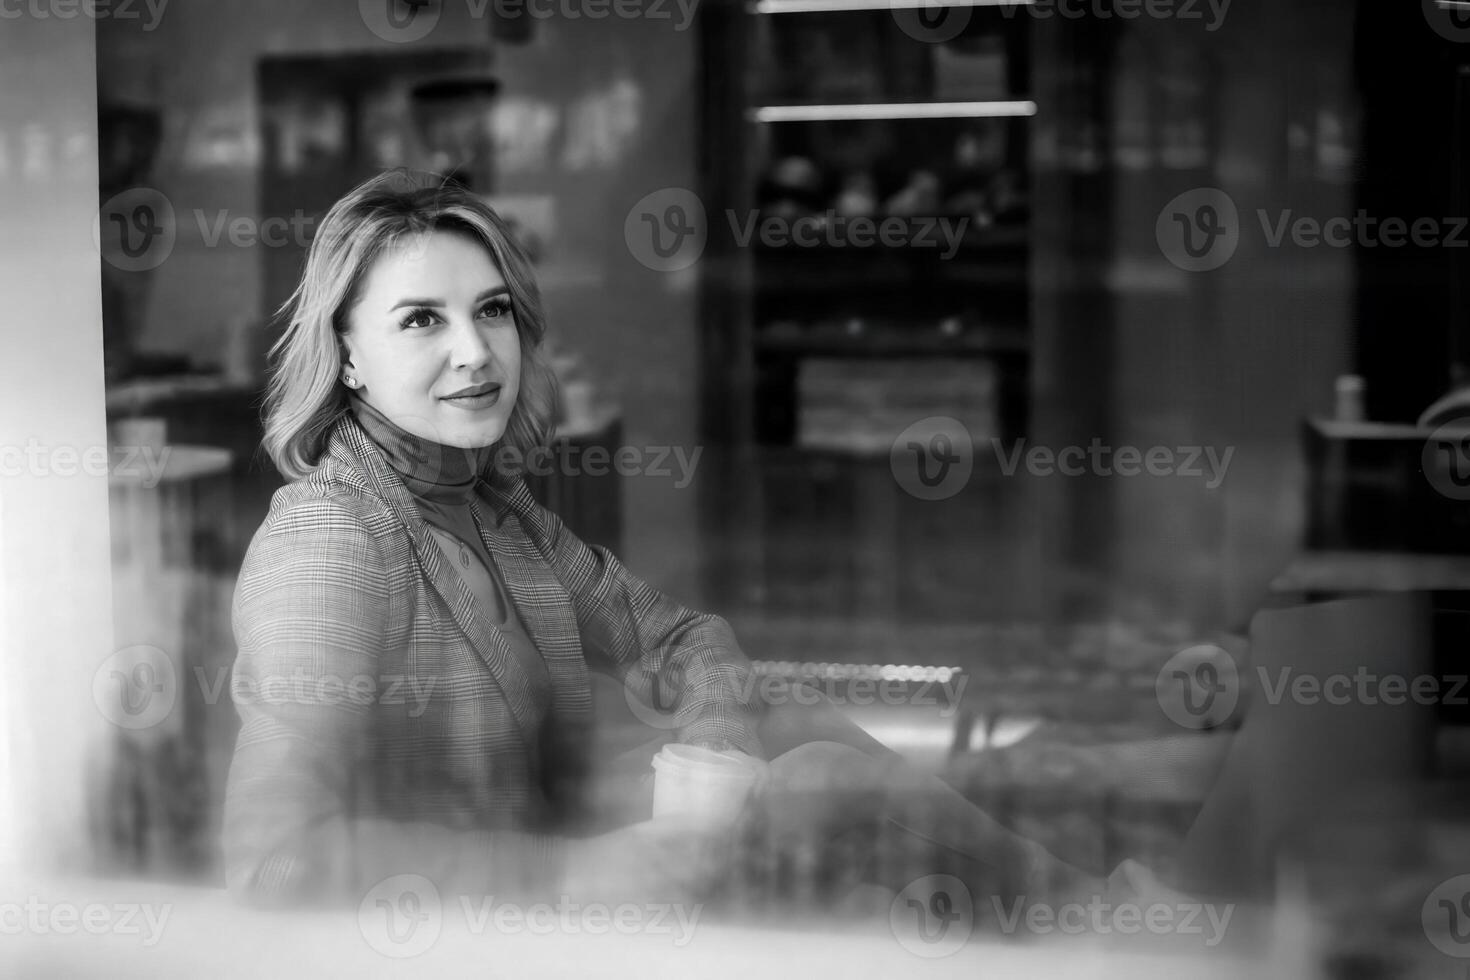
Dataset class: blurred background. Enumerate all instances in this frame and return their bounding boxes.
[4,0,1470,969]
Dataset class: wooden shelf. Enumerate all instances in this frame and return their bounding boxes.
[749,100,1037,123]
[750,0,1033,13]
[747,222,1028,254]
[756,324,1028,357]
[1271,551,1470,594]
[753,254,1028,293]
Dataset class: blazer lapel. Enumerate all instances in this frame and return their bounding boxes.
[328,414,546,754]
[472,484,594,821]
[407,517,547,745]
[470,492,589,699]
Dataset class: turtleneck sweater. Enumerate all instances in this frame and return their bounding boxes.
[347,392,550,694]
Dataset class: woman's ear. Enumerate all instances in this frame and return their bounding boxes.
[338,335,362,389]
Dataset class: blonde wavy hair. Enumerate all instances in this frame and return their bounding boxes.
[261,169,557,481]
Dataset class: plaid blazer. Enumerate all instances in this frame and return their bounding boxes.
[223,411,764,903]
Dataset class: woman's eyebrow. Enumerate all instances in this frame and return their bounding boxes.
[388,286,510,311]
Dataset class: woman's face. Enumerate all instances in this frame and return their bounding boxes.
[341,230,522,449]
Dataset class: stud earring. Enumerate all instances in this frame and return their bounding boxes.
[344,376,360,388]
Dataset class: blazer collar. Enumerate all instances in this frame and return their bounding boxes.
[322,412,559,753]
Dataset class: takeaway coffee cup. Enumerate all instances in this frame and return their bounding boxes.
[651,743,768,825]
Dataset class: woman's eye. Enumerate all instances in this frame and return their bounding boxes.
[480,297,514,320]
[400,308,438,330]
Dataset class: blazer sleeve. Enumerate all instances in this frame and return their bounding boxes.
[513,481,766,758]
[222,495,563,906]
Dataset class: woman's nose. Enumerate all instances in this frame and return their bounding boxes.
[447,315,494,370]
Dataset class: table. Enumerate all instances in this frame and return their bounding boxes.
[1302,417,1470,552]
[1270,550,1470,595]
[106,444,238,876]
[1290,418,1470,742]
[0,868,1272,980]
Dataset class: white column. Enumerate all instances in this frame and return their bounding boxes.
[0,12,111,872]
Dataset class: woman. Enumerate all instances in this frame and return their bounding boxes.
[223,169,1104,912]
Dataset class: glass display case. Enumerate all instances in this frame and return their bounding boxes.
[700,0,1033,452]
[696,1,1035,623]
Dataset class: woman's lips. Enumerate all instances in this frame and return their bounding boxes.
[441,385,501,410]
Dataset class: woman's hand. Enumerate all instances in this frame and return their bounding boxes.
[562,815,736,906]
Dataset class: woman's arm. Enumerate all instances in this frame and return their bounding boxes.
[223,495,561,905]
[511,480,765,758]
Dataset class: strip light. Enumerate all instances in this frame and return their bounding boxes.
[753,0,1033,11]
[751,100,1037,122]
[753,661,963,683]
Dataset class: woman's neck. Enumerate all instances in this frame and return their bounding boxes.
[347,391,496,505]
